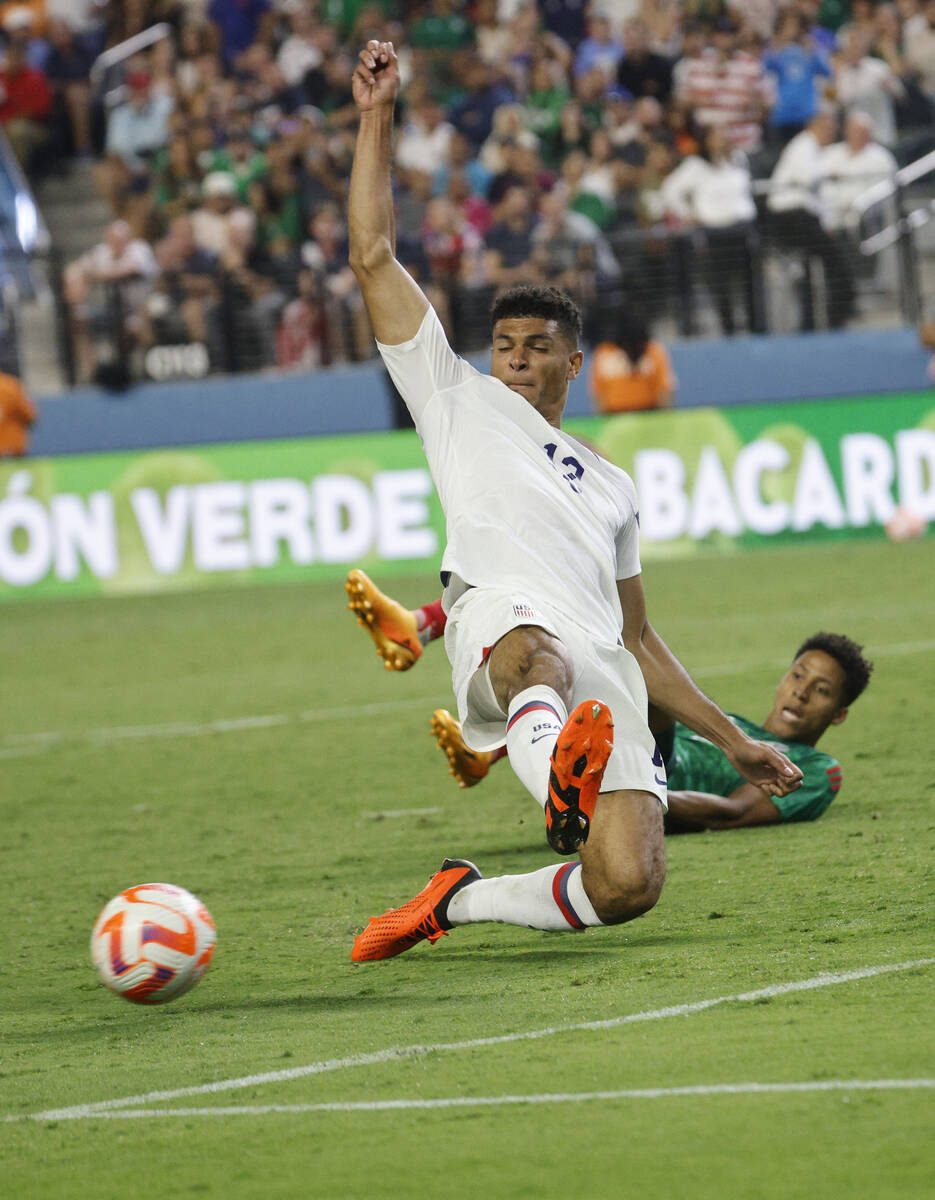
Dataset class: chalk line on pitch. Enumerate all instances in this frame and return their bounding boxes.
[16,1078,935,1121]
[9,957,933,1124]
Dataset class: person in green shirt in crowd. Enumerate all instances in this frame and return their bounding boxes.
[344,570,873,831]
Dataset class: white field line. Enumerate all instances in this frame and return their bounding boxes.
[10,957,933,1125]
[18,1078,935,1122]
[3,637,934,761]
[0,695,442,760]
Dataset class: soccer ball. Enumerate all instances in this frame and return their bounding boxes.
[884,507,926,543]
[91,883,216,1005]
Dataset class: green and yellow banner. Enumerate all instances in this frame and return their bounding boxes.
[2,392,933,600]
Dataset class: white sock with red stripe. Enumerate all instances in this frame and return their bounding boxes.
[447,862,602,931]
[505,685,567,809]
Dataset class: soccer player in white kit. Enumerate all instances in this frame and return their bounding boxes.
[347,41,803,961]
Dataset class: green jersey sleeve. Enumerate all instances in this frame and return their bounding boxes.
[666,715,843,823]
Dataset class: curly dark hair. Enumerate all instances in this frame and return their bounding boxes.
[794,632,874,707]
[490,285,583,347]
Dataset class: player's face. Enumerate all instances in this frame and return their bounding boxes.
[490,317,583,428]
[765,650,848,745]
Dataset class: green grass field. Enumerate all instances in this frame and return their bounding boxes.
[2,537,934,1199]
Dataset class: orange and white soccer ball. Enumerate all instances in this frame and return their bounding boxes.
[884,507,927,543]
[91,883,216,1005]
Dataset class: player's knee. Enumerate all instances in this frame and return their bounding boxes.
[586,857,666,926]
[488,625,574,710]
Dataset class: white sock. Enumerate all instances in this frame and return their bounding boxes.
[505,685,567,809]
[447,862,603,931]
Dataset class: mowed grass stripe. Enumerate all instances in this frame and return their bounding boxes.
[2,636,934,758]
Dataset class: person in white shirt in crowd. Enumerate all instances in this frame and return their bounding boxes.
[96,68,175,224]
[831,26,905,147]
[395,85,454,175]
[275,3,323,87]
[190,170,254,257]
[903,0,935,98]
[767,108,855,330]
[63,219,158,381]
[821,109,898,233]
[661,124,764,335]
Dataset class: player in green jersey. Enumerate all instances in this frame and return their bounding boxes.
[655,629,872,830]
[346,571,873,829]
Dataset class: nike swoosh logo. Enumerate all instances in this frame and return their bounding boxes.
[654,774,667,787]
[531,734,557,744]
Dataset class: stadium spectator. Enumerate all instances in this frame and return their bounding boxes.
[395,86,454,174]
[191,170,253,256]
[135,214,220,366]
[904,0,935,98]
[149,132,203,233]
[447,54,514,148]
[432,128,493,200]
[482,182,539,286]
[345,39,801,960]
[300,200,371,360]
[574,9,625,81]
[588,305,676,412]
[525,56,571,165]
[674,15,774,151]
[64,219,158,381]
[615,17,674,102]
[763,10,832,148]
[821,109,898,231]
[208,0,273,69]
[767,108,856,329]
[473,0,511,67]
[275,4,323,88]
[661,124,764,334]
[831,26,904,146]
[96,69,174,226]
[0,17,52,173]
[42,17,95,159]
[0,370,35,458]
[532,182,621,286]
[344,577,871,832]
[275,266,330,370]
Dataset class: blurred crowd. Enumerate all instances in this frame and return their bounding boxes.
[3,0,934,382]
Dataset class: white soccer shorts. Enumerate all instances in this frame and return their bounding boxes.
[443,586,667,808]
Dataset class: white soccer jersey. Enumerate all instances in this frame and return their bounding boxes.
[377,307,641,647]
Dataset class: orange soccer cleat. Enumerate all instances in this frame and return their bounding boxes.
[345,568,422,671]
[545,701,615,855]
[430,709,493,789]
[351,858,481,962]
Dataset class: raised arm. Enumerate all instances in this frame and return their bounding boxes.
[348,40,429,346]
[617,574,803,797]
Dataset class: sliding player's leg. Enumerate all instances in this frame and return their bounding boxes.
[345,569,446,670]
[350,793,665,961]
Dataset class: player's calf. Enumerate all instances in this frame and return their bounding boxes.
[579,790,667,924]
